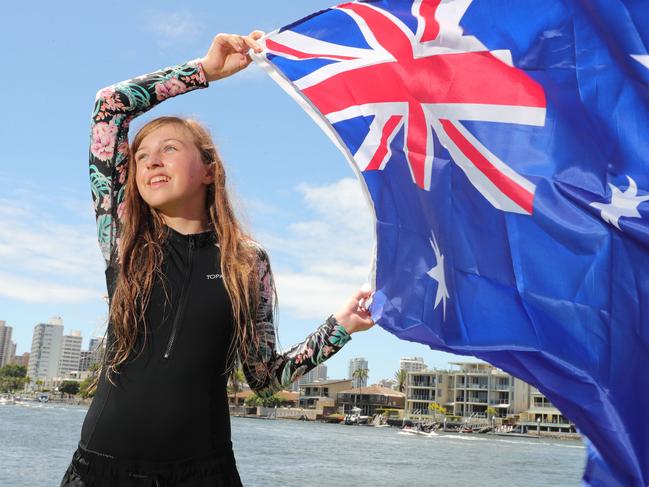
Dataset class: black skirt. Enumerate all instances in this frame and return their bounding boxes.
[59,441,243,486]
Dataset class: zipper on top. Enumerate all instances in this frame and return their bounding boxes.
[163,236,195,360]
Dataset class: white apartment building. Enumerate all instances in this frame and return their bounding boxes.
[58,330,83,377]
[0,320,16,367]
[400,356,427,373]
[449,362,530,418]
[404,362,530,419]
[348,357,369,388]
[28,316,64,383]
[88,337,103,352]
[518,387,576,433]
[79,338,105,372]
[291,364,328,391]
[405,370,451,417]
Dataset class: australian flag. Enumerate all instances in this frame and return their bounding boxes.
[252,1,649,485]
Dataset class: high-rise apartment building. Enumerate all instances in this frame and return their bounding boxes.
[79,337,105,372]
[290,364,328,391]
[10,352,30,368]
[348,357,369,388]
[58,330,83,377]
[304,364,327,383]
[88,337,103,352]
[28,316,64,383]
[0,321,16,367]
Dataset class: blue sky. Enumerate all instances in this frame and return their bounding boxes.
[0,1,471,383]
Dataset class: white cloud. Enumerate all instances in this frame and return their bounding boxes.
[0,187,105,303]
[0,272,102,303]
[145,10,204,49]
[260,177,376,319]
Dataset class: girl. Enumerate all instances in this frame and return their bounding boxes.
[60,30,374,486]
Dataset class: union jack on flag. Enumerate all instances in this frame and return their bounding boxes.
[261,0,546,214]
[253,1,649,485]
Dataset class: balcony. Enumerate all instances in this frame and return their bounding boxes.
[532,402,556,409]
[409,393,433,401]
[467,398,488,404]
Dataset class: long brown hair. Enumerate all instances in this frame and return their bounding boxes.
[88,116,278,394]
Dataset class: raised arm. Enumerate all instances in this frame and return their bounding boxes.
[89,60,209,270]
[241,246,355,399]
[89,31,266,273]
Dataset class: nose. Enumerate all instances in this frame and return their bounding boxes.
[144,149,165,171]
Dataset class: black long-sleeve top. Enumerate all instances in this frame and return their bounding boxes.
[79,59,352,461]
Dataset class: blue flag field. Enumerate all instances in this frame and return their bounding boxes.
[252,1,649,485]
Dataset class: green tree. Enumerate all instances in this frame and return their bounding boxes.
[79,363,100,399]
[428,402,447,418]
[59,381,80,398]
[352,367,369,415]
[0,364,28,393]
[244,393,283,408]
[394,369,407,393]
[262,395,282,408]
[244,395,261,407]
[0,364,27,378]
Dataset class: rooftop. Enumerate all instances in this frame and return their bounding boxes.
[301,379,352,387]
[337,385,406,397]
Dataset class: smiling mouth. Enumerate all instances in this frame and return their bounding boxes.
[149,176,171,187]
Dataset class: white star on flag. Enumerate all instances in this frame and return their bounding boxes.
[427,233,450,319]
[631,54,649,84]
[631,54,649,71]
[590,175,649,230]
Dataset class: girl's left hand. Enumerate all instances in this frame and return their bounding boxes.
[333,285,375,334]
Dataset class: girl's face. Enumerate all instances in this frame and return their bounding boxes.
[134,123,213,216]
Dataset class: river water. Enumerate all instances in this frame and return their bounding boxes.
[0,402,586,486]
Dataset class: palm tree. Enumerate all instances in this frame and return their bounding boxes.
[228,366,246,414]
[394,369,407,393]
[352,368,369,415]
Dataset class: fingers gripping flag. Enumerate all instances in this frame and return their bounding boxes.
[252,1,649,485]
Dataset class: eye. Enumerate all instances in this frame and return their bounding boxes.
[136,152,148,162]
[164,145,177,152]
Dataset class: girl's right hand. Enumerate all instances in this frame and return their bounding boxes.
[199,31,264,82]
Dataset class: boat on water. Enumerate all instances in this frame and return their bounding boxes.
[0,395,16,405]
[344,407,372,425]
[399,427,438,437]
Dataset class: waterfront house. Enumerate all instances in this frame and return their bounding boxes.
[298,379,352,412]
[517,387,577,434]
[228,389,299,408]
[336,385,405,416]
[404,362,530,420]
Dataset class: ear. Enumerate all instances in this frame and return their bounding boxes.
[202,163,215,185]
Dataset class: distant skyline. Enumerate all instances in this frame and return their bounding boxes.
[0,1,477,384]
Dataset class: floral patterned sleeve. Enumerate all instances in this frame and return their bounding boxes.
[89,59,209,270]
[241,245,353,399]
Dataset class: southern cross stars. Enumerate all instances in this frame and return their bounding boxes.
[590,176,649,230]
[427,234,449,320]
